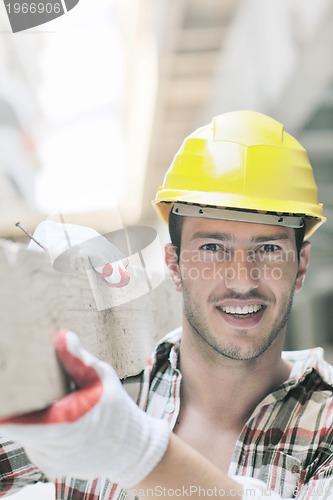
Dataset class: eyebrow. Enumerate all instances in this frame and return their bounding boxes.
[191,231,234,242]
[250,234,291,243]
[191,231,291,244]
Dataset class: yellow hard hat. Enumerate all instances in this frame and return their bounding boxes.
[153,110,326,238]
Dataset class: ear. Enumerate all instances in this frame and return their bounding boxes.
[165,243,182,292]
[295,241,311,292]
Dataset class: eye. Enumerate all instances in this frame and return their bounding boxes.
[259,244,281,253]
[199,243,228,262]
[200,243,224,252]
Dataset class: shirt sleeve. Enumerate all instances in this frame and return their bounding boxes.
[0,436,47,496]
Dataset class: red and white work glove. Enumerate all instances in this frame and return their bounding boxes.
[29,221,130,288]
[0,330,170,488]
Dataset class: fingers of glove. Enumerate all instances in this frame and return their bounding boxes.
[55,329,125,412]
[0,330,104,424]
[0,330,110,425]
[55,329,115,388]
[0,380,103,425]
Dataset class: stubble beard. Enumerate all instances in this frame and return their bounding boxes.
[181,280,296,361]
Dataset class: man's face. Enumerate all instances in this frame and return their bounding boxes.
[166,217,310,361]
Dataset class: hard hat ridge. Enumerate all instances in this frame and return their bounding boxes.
[153,110,326,238]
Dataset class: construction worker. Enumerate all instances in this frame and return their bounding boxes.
[0,110,332,499]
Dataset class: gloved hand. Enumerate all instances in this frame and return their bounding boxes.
[28,221,130,287]
[0,330,170,487]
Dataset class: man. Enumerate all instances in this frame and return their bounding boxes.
[0,110,332,499]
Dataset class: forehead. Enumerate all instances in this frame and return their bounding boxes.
[181,216,296,244]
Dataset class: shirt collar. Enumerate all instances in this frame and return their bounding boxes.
[282,347,333,386]
[151,327,333,390]
[148,327,182,379]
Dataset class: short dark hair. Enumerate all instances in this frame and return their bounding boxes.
[168,209,306,261]
[168,209,184,259]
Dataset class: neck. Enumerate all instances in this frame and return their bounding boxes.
[178,324,292,429]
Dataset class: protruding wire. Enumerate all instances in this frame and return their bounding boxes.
[15,222,47,251]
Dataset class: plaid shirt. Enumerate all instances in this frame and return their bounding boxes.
[1,327,333,499]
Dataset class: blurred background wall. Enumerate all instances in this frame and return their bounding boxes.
[0,0,333,497]
[0,0,333,390]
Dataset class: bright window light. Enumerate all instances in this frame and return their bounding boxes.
[35,1,125,214]
[37,114,124,212]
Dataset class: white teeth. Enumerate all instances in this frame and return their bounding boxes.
[222,304,262,315]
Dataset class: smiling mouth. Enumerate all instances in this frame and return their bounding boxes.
[216,304,264,319]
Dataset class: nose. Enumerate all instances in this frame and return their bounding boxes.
[224,249,259,293]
